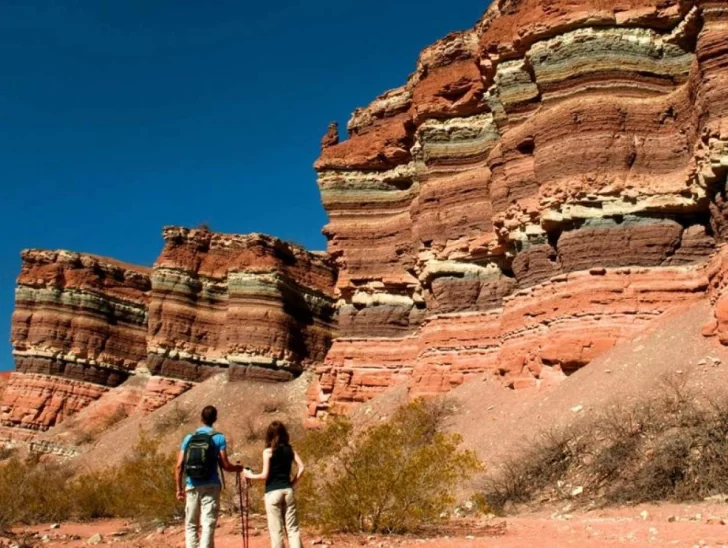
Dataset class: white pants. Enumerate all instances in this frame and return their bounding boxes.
[185,484,221,548]
[264,487,302,548]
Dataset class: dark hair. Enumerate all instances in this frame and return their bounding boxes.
[201,405,217,426]
[265,421,290,450]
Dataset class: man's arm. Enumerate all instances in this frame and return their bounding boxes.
[219,449,243,473]
[175,450,185,501]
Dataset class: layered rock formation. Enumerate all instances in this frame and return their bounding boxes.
[308,0,728,419]
[2,251,151,439]
[147,227,337,383]
[2,229,336,440]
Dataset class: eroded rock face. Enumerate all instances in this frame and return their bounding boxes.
[308,0,728,420]
[147,227,337,383]
[2,229,337,437]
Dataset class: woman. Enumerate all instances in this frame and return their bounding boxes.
[244,421,305,548]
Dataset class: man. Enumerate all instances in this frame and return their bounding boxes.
[176,405,243,548]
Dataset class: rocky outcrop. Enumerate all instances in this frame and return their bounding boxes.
[308,0,728,420]
[2,229,337,439]
[2,251,151,434]
[147,227,337,383]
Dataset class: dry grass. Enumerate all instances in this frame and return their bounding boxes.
[482,378,728,513]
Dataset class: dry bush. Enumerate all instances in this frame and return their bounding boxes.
[153,403,193,435]
[483,381,728,513]
[263,398,286,414]
[243,415,265,443]
[101,406,129,429]
[297,399,482,534]
[0,459,74,530]
[0,446,16,461]
[0,431,182,531]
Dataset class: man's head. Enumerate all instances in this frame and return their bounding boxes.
[201,405,217,426]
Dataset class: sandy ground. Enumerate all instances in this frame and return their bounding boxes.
[8,501,728,547]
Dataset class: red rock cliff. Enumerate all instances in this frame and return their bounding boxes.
[308,0,728,419]
[2,229,337,440]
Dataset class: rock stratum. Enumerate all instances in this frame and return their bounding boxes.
[4,0,728,440]
[307,0,728,419]
[1,229,336,440]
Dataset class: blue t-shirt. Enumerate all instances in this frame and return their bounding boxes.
[181,426,226,487]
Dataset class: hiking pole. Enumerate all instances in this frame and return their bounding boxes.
[236,471,250,548]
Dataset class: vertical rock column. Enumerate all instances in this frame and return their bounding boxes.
[2,251,151,439]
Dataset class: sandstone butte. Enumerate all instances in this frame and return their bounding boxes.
[1,229,336,441]
[2,0,728,442]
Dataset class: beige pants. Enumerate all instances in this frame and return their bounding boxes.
[264,487,302,548]
[185,484,221,548]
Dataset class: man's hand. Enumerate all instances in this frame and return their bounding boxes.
[176,489,185,502]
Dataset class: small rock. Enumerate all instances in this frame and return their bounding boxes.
[668,516,677,522]
[571,405,584,413]
[41,535,50,542]
[649,527,658,536]
[465,536,475,540]
[156,526,165,535]
[699,359,708,366]
[640,510,649,520]
[571,486,584,497]
[696,513,703,521]
[87,533,103,545]
[49,524,60,530]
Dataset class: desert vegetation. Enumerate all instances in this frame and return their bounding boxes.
[483,373,728,513]
[0,431,179,531]
[0,398,482,536]
[296,399,483,533]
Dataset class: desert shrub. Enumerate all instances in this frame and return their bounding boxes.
[0,431,182,531]
[101,430,182,521]
[297,399,482,534]
[0,459,74,530]
[102,406,129,429]
[0,446,16,461]
[482,383,728,512]
[153,403,192,435]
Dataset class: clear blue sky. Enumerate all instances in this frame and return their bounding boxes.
[0,0,489,371]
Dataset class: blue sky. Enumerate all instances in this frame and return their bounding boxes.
[0,0,489,371]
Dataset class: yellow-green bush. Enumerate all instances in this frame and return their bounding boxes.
[297,399,482,534]
[0,430,182,531]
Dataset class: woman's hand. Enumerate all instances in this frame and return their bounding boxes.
[176,489,185,501]
[243,468,254,480]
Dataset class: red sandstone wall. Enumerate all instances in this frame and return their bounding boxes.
[2,229,337,440]
[308,0,728,420]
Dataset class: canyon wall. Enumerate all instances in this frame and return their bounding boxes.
[308,0,728,419]
[5,0,728,435]
[1,228,336,440]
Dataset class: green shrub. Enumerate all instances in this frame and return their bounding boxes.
[297,399,482,534]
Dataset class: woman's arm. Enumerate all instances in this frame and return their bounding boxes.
[244,448,272,481]
[291,450,305,486]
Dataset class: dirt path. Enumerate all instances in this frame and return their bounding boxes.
[7,502,728,547]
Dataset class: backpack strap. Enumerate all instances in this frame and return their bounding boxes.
[210,430,226,490]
